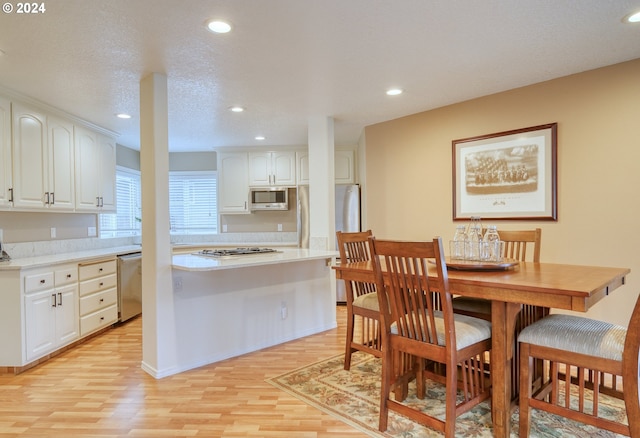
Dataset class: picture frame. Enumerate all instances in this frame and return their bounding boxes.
[452,123,557,221]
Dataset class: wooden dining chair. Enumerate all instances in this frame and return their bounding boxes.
[452,228,543,321]
[370,236,492,437]
[452,228,545,400]
[518,292,640,436]
[336,230,381,370]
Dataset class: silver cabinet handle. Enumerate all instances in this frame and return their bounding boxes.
[51,192,55,205]
[45,192,50,204]
[57,292,62,306]
[8,188,13,202]
[51,294,57,307]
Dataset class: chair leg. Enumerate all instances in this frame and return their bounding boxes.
[344,310,356,370]
[519,343,533,437]
[378,347,392,432]
[444,362,457,438]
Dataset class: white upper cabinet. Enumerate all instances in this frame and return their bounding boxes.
[0,97,11,208]
[10,104,75,211]
[11,104,46,209]
[75,127,116,212]
[98,134,116,212]
[218,152,250,214]
[249,151,296,186]
[11,103,52,210]
[296,149,356,185]
[335,150,356,184]
[45,116,75,210]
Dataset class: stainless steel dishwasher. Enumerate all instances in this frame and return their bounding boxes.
[117,252,142,322]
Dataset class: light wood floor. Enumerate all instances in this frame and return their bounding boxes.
[0,305,369,437]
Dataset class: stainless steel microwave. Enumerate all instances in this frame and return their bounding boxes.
[250,187,288,210]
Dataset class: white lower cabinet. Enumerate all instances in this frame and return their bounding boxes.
[24,264,79,362]
[78,259,118,336]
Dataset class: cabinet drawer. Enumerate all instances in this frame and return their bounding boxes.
[80,287,117,316]
[80,304,117,337]
[78,259,116,281]
[55,266,78,286]
[24,271,54,293]
[79,273,116,296]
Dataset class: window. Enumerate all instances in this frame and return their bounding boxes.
[99,167,141,238]
[169,171,217,234]
[100,169,218,237]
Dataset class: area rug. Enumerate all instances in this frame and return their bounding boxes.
[266,352,628,437]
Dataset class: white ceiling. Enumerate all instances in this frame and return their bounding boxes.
[0,0,639,152]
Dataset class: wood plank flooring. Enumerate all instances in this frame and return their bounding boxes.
[0,306,369,437]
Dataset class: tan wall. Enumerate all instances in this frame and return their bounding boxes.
[363,58,640,326]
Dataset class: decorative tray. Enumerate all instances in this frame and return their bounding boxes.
[429,257,519,271]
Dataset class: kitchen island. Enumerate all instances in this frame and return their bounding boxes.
[159,248,338,376]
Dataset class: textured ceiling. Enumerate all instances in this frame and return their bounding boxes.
[0,0,639,152]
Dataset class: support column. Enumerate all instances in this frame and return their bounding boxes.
[307,116,335,251]
[139,73,178,378]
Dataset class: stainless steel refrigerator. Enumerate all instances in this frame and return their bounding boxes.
[297,184,361,303]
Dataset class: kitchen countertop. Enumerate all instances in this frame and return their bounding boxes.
[0,245,142,270]
[172,248,338,271]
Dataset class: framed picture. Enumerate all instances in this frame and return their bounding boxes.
[452,123,557,221]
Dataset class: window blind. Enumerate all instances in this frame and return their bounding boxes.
[169,171,217,234]
[99,167,141,237]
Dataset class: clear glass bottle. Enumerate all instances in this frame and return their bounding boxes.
[465,217,482,260]
[452,225,466,260]
[483,225,501,262]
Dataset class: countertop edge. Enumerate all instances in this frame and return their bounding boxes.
[0,246,142,270]
[172,249,338,271]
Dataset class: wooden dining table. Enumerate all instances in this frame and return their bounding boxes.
[333,259,630,438]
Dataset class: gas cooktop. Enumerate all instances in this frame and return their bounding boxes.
[194,247,280,258]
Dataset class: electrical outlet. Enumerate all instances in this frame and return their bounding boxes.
[88,226,97,237]
[50,227,56,238]
[222,224,228,232]
[277,223,283,232]
[173,276,183,291]
[281,301,288,319]
[0,228,3,242]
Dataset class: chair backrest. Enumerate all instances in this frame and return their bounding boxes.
[370,236,456,352]
[623,293,640,436]
[498,228,542,262]
[336,230,373,264]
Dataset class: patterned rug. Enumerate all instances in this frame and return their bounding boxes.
[266,352,628,437]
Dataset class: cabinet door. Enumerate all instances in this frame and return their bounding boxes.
[98,134,117,212]
[11,103,48,209]
[296,151,309,185]
[25,289,57,361]
[296,150,355,184]
[56,284,79,346]
[0,97,11,208]
[335,150,355,184]
[272,152,296,185]
[74,127,100,211]
[47,117,75,211]
[248,153,271,186]
[218,153,249,213]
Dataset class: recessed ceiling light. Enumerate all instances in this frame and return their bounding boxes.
[229,106,244,113]
[624,11,640,23]
[386,88,403,96]
[206,20,232,33]
[255,136,265,141]
[116,113,131,119]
